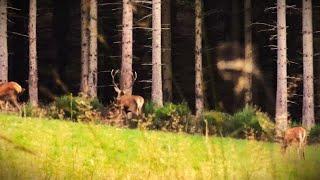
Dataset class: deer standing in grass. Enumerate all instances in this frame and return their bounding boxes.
[0,81,25,111]
[281,127,307,159]
[110,70,144,118]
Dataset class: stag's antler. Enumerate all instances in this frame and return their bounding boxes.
[111,69,121,92]
[111,69,138,93]
[123,71,138,91]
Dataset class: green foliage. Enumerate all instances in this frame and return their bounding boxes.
[229,105,275,139]
[143,101,156,115]
[202,105,275,140]
[140,102,193,133]
[0,114,319,179]
[52,94,102,122]
[202,111,231,135]
[308,125,320,144]
[21,102,46,118]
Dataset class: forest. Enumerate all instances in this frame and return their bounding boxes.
[0,0,320,179]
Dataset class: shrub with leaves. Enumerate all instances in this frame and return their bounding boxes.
[21,102,47,118]
[308,125,320,144]
[229,105,275,139]
[51,94,102,122]
[202,105,275,140]
[202,111,232,135]
[143,101,156,116]
[140,102,192,133]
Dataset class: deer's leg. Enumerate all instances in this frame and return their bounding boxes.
[5,101,8,111]
[9,96,21,111]
[299,140,305,160]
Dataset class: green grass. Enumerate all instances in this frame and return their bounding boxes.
[0,114,319,179]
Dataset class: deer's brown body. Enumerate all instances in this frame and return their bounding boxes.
[110,70,144,117]
[116,94,144,116]
[0,82,25,110]
[282,127,307,159]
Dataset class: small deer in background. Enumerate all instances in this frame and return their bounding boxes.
[0,81,25,111]
[110,69,144,118]
[281,127,307,159]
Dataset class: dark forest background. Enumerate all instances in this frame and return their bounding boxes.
[5,0,320,122]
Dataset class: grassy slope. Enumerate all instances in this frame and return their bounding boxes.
[0,114,319,179]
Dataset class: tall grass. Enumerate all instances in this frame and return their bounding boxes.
[0,114,319,179]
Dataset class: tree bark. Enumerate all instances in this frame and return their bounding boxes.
[29,0,38,106]
[302,0,315,130]
[195,0,204,117]
[152,0,163,107]
[275,0,288,137]
[0,0,8,83]
[120,0,133,94]
[162,0,172,102]
[88,0,98,98]
[244,0,253,104]
[80,0,90,96]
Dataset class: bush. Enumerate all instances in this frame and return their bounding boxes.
[202,111,232,135]
[308,125,320,144]
[143,101,156,115]
[139,102,193,133]
[230,105,275,140]
[51,94,103,122]
[201,105,275,140]
[21,102,47,118]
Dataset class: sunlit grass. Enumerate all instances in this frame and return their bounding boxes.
[0,114,319,179]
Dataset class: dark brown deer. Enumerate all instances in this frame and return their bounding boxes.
[0,81,25,111]
[281,127,307,159]
[111,70,144,117]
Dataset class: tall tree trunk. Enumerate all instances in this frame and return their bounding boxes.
[162,0,172,102]
[88,0,98,98]
[152,0,163,107]
[195,0,204,117]
[80,0,90,96]
[275,0,288,137]
[29,0,38,106]
[244,0,253,104]
[120,0,133,94]
[0,0,8,83]
[302,0,315,130]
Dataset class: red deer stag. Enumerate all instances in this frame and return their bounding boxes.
[0,81,25,111]
[110,70,144,118]
[281,127,307,159]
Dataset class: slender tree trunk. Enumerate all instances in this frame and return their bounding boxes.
[302,0,315,130]
[88,0,98,98]
[29,0,38,106]
[162,0,172,102]
[152,0,163,107]
[275,0,288,137]
[244,0,253,104]
[80,0,90,96]
[120,0,133,94]
[195,0,204,117]
[0,0,7,83]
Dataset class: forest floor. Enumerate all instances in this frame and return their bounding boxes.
[0,114,319,179]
